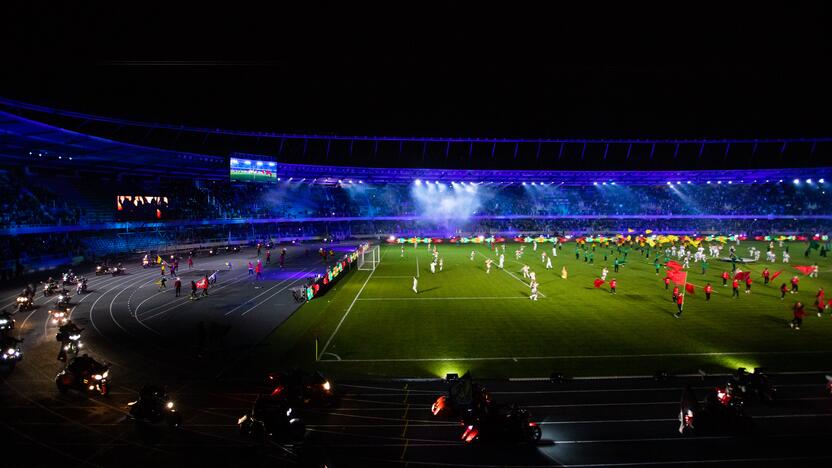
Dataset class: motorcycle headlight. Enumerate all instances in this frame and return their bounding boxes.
[6,348,14,355]
[102,370,109,379]
[286,408,292,417]
[69,334,81,341]
[94,374,103,380]
[166,401,174,409]
[0,319,7,324]
[322,380,332,391]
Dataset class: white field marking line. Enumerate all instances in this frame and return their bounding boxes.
[138,267,256,320]
[373,276,415,279]
[240,274,311,316]
[540,413,832,426]
[356,296,532,301]
[223,270,310,316]
[415,255,419,278]
[319,349,832,363]
[476,251,545,298]
[318,248,387,358]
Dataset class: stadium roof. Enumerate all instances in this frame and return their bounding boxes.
[1,97,831,173]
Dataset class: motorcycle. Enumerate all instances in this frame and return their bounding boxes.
[733,367,776,403]
[55,293,71,310]
[16,294,34,312]
[127,385,182,428]
[238,394,306,443]
[0,336,23,370]
[62,272,77,285]
[43,281,58,297]
[825,375,832,396]
[0,312,16,334]
[432,372,491,419]
[49,309,70,326]
[76,278,88,295]
[678,385,700,435]
[704,382,753,433]
[265,370,336,406]
[56,328,84,362]
[460,403,541,444]
[55,355,110,396]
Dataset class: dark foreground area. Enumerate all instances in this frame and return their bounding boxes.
[1,250,832,467]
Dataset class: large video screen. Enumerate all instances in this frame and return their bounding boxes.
[116,195,169,220]
[230,158,277,183]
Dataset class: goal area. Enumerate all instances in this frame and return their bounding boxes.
[358,244,381,271]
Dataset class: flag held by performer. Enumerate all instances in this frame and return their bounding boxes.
[666,260,683,271]
[593,278,606,288]
[770,270,784,281]
[794,265,815,275]
[685,283,695,295]
[734,271,751,281]
[196,278,208,289]
[667,269,687,285]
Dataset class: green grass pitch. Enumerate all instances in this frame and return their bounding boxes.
[259,241,832,378]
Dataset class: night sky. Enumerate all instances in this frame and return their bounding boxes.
[2,3,830,140]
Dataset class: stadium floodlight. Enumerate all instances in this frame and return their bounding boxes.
[794,179,800,184]
[611,182,616,185]
[532,182,536,185]
[230,158,238,164]
[268,162,276,167]
[717,181,722,184]
[820,179,825,183]
[348,180,353,183]
[288,177,293,181]
[676,181,681,185]
[728,181,733,184]
[687,181,691,184]
[522,182,526,185]
[415,179,421,185]
[806,179,813,184]
[277,178,281,181]
[666,181,671,185]
[707,181,711,184]
[244,160,251,165]
[359,180,363,184]
[256,161,263,166]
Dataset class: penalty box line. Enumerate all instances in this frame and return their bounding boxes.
[318,349,832,363]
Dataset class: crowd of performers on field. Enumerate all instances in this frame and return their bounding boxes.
[403,234,828,328]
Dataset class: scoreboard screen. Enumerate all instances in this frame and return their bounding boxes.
[230,158,277,183]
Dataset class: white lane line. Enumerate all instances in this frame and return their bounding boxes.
[319,248,386,358]
[561,455,832,468]
[138,267,253,320]
[415,256,419,278]
[240,272,311,316]
[356,296,531,301]
[223,269,311,317]
[321,349,832,363]
[476,251,545,297]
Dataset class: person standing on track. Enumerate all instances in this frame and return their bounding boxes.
[159,276,167,291]
[248,262,254,276]
[160,263,166,277]
[190,280,197,300]
[762,267,770,285]
[732,278,740,298]
[266,250,271,263]
[704,282,713,302]
[609,278,617,295]
[664,276,671,290]
[780,282,788,300]
[255,260,263,280]
[745,275,753,294]
[791,275,800,294]
[174,277,182,297]
[188,256,193,269]
[721,271,730,287]
[201,276,209,296]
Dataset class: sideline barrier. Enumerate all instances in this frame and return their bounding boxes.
[305,243,369,301]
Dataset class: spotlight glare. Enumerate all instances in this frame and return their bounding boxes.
[707,181,711,184]
[794,179,800,184]
[820,179,825,183]
[806,179,813,184]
